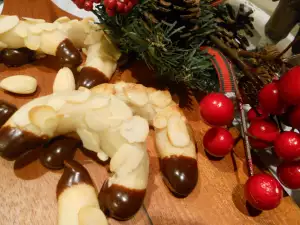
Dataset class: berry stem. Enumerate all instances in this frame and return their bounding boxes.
[275,116,284,132]
[232,70,254,177]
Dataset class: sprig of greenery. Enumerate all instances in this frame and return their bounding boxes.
[93,2,219,92]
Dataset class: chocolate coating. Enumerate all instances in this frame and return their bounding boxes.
[160,156,198,197]
[0,48,36,67]
[76,67,109,89]
[40,136,80,170]
[98,180,146,220]
[56,39,82,69]
[57,160,94,198]
[0,100,17,127]
[0,126,47,160]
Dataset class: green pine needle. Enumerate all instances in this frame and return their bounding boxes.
[93,2,219,92]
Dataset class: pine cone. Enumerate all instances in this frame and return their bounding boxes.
[212,3,254,50]
[143,0,202,39]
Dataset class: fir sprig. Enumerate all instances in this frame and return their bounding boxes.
[93,2,219,92]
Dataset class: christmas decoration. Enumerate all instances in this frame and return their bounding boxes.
[203,127,234,157]
[274,131,300,161]
[244,173,283,211]
[200,93,234,126]
[258,82,285,115]
[247,107,268,122]
[277,161,300,189]
[211,3,254,50]
[247,120,279,150]
[278,66,300,106]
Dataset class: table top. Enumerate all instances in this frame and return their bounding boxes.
[0,0,300,225]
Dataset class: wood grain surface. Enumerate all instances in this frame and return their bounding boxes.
[0,0,300,225]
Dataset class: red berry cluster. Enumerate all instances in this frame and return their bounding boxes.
[72,0,100,11]
[200,93,235,158]
[242,66,300,211]
[103,0,138,16]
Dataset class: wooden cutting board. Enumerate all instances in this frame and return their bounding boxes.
[1,1,300,225]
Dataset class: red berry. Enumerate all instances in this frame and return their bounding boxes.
[84,1,94,11]
[288,105,300,129]
[123,0,129,4]
[277,161,300,189]
[106,8,116,16]
[131,0,138,5]
[125,1,133,12]
[203,127,234,157]
[278,66,300,106]
[245,173,283,210]
[247,107,269,122]
[258,82,285,115]
[200,93,234,126]
[106,0,117,9]
[94,0,101,2]
[274,131,300,161]
[248,120,279,150]
[74,0,85,8]
[116,1,125,12]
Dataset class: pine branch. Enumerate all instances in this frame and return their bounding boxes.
[93,3,219,92]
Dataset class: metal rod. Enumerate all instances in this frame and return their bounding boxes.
[232,70,254,177]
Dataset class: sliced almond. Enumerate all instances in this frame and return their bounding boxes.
[91,83,115,95]
[24,34,40,50]
[124,84,148,107]
[153,115,167,129]
[39,30,66,56]
[53,67,76,93]
[47,97,66,111]
[149,90,172,108]
[97,151,109,162]
[40,23,57,31]
[58,184,99,225]
[76,128,101,152]
[23,17,45,24]
[110,143,144,175]
[120,116,149,143]
[28,24,43,34]
[88,95,110,109]
[0,16,19,34]
[98,33,121,61]
[84,30,104,46]
[0,75,37,94]
[54,16,71,23]
[78,206,108,225]
[12,95,49,127]
[167,115,190,147]
[109,96,132,121]
[22,124,41,135]
[14,21,28,38]
[64,88,91,104]
[29,105,58,136]
[84,108,111,132]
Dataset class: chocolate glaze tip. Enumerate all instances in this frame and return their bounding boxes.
[160,155,198,197]
[40,136,80,170]
[0,48,36,67]
[56,160,94,198]
[0,126,47,161]
[0,100,17,127]
[98,180,146,221]
[56,39,82,69]
[76,67,109,89]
